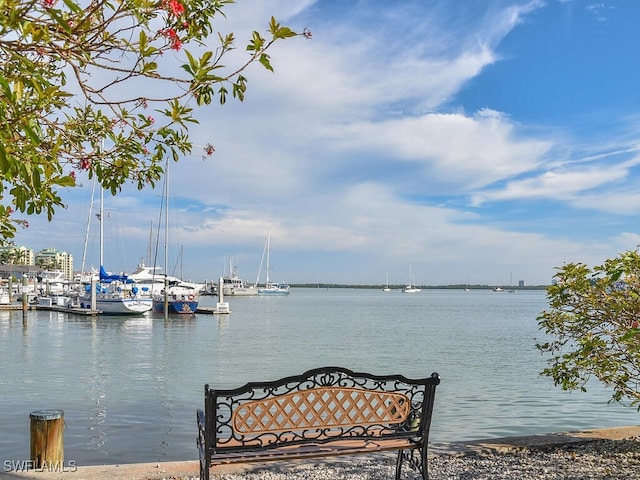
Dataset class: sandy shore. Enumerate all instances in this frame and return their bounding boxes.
[3,426,640,480]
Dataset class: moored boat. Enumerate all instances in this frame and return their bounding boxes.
[256,231,290,296]
[78,267,152,315]
[402,264,421,293]
[258,282,290,296]
[221,266,258,296]
[152,291,198,314]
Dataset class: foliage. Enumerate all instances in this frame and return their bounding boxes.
[537,249,640,408]
[0,0,309,240]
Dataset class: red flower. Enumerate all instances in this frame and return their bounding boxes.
[80,158,91,170]
[167,0,184,17]
[162,28,182,50]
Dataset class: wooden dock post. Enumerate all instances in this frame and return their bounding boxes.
[22,275,28,311]
[30,410,64,468]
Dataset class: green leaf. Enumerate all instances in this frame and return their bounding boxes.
[259,53,273,72]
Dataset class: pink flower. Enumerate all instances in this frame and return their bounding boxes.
[80,158,91,170]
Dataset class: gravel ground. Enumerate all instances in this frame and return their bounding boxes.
[192,438,640,480]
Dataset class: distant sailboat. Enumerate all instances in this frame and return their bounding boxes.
[402,264,421,293]
[507,271,518,293]
[256,230,290,296]
[383,272,391,292]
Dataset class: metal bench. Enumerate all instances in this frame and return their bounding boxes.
[197,366,440,480]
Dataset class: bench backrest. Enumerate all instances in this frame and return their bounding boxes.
[232,387,411,433]
[204,367,440,451]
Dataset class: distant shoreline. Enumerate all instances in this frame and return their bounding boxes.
[290,284,550,290]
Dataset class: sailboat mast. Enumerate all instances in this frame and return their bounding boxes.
[163,158,169,312]
[99,187,104,267]
[164,160,169,277]
[265,230,271,284]
[80,177,96,276]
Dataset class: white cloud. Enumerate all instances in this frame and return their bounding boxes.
[14,0,640,287]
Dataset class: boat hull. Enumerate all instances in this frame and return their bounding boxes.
[152,298,198,314]
[402,287,421,293]
[257,284,290,296]
[222,286,258,296]
[80,297,153,315]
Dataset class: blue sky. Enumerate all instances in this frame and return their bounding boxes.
[15,0,640,286]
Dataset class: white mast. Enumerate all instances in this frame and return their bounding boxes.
[100,182,104,268]
[265,230,271,285]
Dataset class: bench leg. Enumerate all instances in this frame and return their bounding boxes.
[396,449,428,480]
[199,456,210,480]
[395,449,404,480]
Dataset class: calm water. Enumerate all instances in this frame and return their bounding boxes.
[1,288,638,466]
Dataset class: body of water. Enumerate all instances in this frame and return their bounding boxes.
[0,288,637,466]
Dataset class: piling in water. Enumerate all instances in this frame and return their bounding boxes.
[30,410,64,468]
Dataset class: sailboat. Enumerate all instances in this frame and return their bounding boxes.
[383,272,391,292]
[149,158,200,314]
[402,264,421,293]
[256,231,290,296]
[79,185,153,315]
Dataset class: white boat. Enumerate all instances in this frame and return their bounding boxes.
[78,267,153,314]
[402,286,421,293]
[221,264,258,296]
[402,264,421,293]
[0,287,10,305]
[127,263,203,314]
[78,181,152,315]
[128,263,204,297]
[258,282,290,296]
[37,270,69,295]
[256,231,290,296]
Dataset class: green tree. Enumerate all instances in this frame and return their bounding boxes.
[537,249,640,407]
[0,0,308,240]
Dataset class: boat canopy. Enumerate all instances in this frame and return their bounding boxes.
[99,265,133,283]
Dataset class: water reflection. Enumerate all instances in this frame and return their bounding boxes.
[1,290,639,466]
